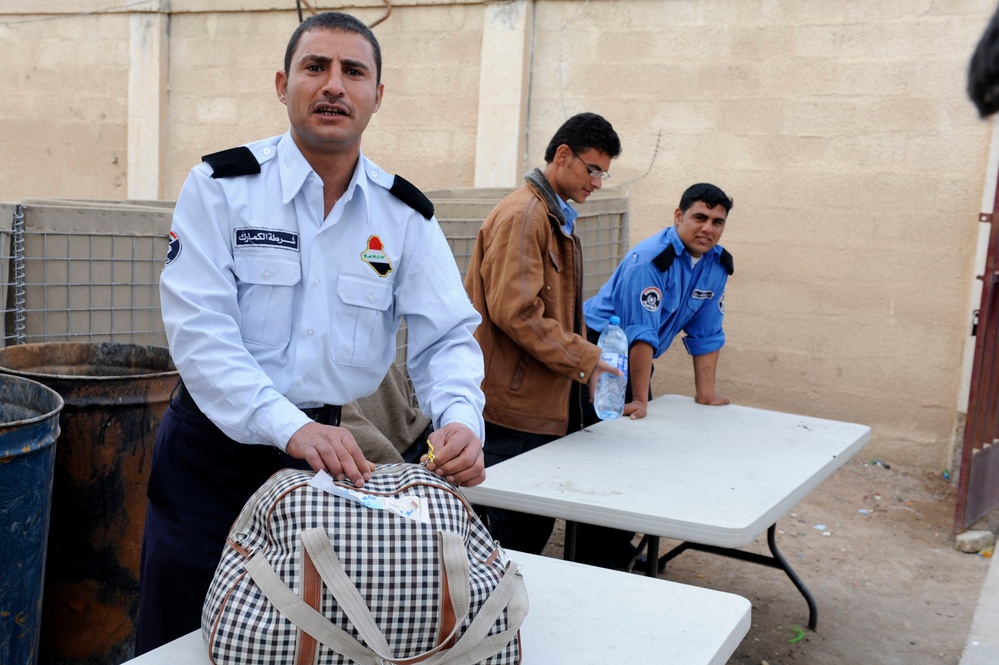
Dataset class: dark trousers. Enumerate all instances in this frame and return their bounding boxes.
[482,422,637,569]
[574,326,656,569]
[483,423,559,554]
[134,398,310,655]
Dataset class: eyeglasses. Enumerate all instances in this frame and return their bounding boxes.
[571,150,610,181]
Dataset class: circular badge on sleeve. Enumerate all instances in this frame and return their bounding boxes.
[640,286,662,312]
[165,230,182,266]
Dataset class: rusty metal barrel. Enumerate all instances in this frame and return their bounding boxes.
[0,375,64,665]
[0,342,176,665]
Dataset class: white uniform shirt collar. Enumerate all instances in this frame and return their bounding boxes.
[277,131,371,212]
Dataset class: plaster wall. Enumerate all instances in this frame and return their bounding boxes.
[523,0,995,469]
[0,11,130,199]
[0,0,995,469]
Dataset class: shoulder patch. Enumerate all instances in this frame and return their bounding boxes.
[202,146,261,179]
[720,248,734,275]
[389,175,434,220]
[652,244,677,272]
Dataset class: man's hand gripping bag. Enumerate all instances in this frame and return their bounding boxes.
[202,464,527,664]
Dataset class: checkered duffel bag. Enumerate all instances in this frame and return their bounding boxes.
[202,464,527,665]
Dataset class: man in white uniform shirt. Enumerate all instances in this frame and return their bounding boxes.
[135,12,486,653]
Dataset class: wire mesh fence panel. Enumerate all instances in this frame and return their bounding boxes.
[428,186,629,298]
[1,201,172,348]
[0,189,628,361]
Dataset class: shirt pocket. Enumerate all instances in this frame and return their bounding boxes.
[234,252,301,349]
[684,288,715,318]
[331,272,394,367]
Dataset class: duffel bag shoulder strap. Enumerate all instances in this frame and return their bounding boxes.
[301,527,470,661]
[428,560,528,665]
[245,547,376,664]
[302,528,528,665]
[247,527,527,665]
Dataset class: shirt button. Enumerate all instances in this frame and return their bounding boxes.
[262,148,271,155]
[313,279,321,287]
[370,170,379,178]
[298,379,305,386]
[262,271,271,279]
[367,294,375,303]
[306,328,314,337]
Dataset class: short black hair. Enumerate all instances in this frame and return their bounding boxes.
[543,112,622,163]
[679,183,733,213]
[284,12,382,84]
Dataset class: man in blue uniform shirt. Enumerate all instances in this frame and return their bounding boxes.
[136,12,486,653]
[584,182,734,419]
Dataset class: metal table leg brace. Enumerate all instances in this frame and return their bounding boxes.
[638,524,818,631]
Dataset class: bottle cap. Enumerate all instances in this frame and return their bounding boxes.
[609,315,621,326]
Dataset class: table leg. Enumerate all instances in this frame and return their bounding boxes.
[564,520,577,561]
[645,535,660,578]
[654,524,818,630]
[765,524,818,631]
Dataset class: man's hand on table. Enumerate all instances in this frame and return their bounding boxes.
[624,399,649,419]
[695,392,730,406]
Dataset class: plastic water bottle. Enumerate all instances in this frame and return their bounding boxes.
[593,315,628,420]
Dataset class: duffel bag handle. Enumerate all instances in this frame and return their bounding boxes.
[301,528,469,660]
[246,528,528,665]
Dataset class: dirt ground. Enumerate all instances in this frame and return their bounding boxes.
[542,458,996,665]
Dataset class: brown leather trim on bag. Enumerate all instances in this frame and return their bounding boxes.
[296,548,322,665]
[387,559,459,665]
[209,570,249,664]
[438,563,458,649]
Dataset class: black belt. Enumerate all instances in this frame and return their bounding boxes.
[175,381,342,427]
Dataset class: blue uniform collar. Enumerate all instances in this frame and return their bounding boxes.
[665,225,721,262]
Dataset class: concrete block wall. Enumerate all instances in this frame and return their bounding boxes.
[0,0,996,469]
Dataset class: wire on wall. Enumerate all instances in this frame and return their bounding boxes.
[369,1,392,28]
[0,0,160,25]
[616,129,663,191]
[295,0,392,28]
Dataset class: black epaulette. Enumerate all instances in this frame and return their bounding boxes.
[720,248,734,275]
[652,244,677,272]
[390,175,434,220]
[201,146,261,179]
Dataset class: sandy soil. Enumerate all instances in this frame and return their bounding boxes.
[543,459,995,664]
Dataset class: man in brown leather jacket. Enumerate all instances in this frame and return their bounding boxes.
[464,113,628,566]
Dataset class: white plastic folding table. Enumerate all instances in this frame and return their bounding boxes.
[122,551,751,664]
[462,394,872,630]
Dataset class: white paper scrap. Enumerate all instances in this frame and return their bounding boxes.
[308,470,430,524]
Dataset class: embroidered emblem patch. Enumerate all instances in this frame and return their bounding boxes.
[692,289,715,300]
[640,286,662,312]
[361,236,392,276]
[165,230,181,266]
[235,228,300,251]
[719,293,725,314]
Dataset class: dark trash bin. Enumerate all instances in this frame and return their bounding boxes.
[0,342,177,665]
[0,375,64,665]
